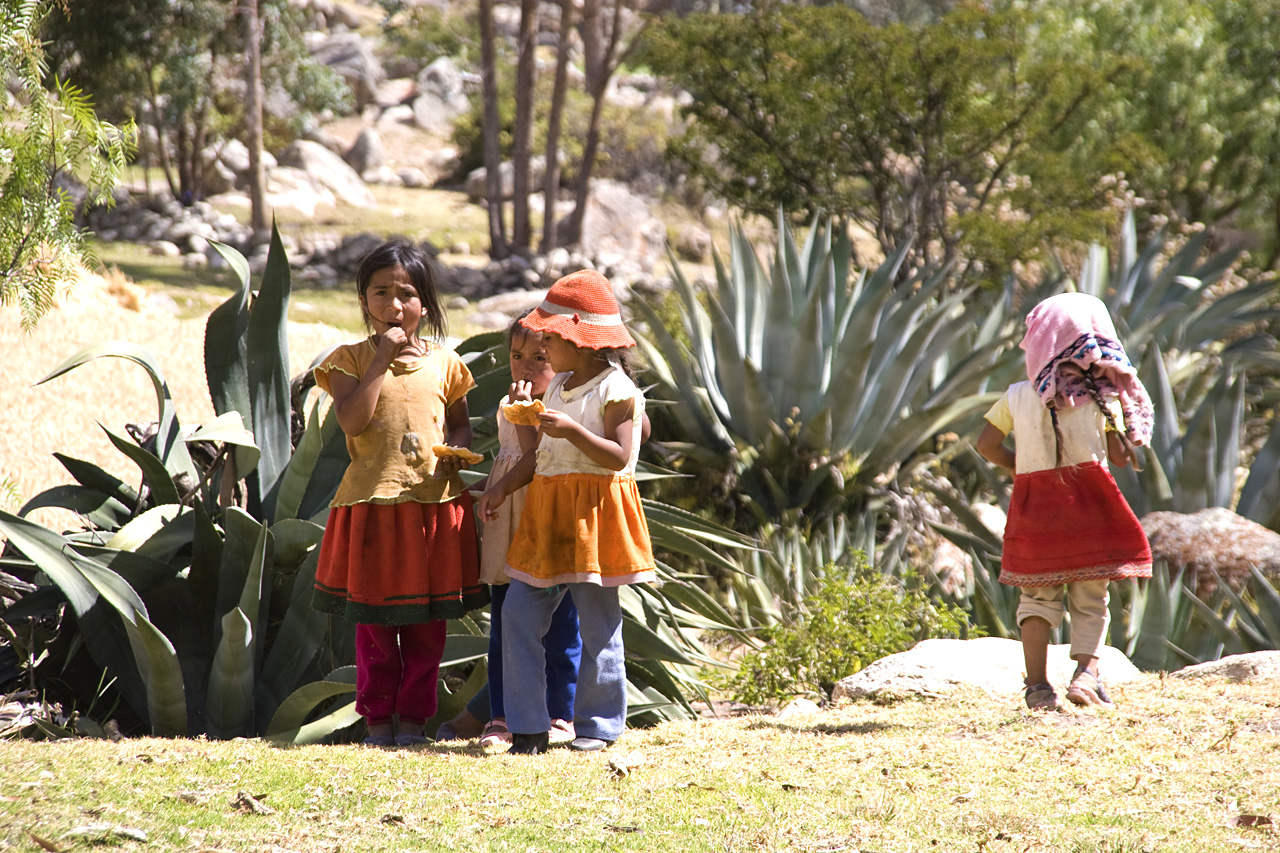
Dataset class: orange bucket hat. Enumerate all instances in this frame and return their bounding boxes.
[519,269,637,350]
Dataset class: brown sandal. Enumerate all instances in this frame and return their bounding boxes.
[1065,666,1114,708]
[1024,681,1060,712]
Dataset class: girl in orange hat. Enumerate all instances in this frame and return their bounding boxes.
[478,269,655,754]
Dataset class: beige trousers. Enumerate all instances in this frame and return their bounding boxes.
[1016,579,1110,659]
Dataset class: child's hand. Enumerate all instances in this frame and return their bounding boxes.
[509,380,534,403]
[433,453,467,479]
[536,409,578,439]
[478,486,506,521]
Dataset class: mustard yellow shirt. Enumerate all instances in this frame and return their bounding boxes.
[314,338,475,506]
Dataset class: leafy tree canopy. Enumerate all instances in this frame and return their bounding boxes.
[641,0,1280,278]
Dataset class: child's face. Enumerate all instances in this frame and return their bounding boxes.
[360,265,423,335]
[509,329,555,396]
[541,331,581,374]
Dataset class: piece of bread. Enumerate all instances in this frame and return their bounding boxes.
[431,444,484,465]
[502,398,547,426]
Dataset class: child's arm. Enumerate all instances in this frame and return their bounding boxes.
[538,397,636,471]
[328,331,404,436]
[435,396,475,478]
[976,422,1016,473]
[1106,431,1133,468]
[478,449,538,520]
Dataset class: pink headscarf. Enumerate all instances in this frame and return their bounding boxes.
[1020,292,1153,447]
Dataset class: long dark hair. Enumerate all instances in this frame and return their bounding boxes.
[355,239,447,340]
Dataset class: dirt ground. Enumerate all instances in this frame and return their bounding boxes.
[0,267,352,530]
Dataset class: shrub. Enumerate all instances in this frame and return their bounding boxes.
[720,555,973,706]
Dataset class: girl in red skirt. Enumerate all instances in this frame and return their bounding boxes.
[976,293,1153,712]
[312,239,486,745]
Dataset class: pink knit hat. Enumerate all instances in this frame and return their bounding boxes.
[519,269,637,349]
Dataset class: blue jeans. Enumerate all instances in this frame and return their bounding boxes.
[486,582,581,720]
[502,580,627,741]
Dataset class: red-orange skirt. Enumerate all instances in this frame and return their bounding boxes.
[313,496,487,624]
[1000,461,1152,587]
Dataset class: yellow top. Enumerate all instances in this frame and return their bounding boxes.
[314,338,475,506]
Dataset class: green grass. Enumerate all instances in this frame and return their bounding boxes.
[2,675,1277,851]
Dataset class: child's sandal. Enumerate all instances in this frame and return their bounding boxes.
[1024,681,1060,712]
[1065,666,1114,709]
[548,718,576,745]
[479,718,512,748]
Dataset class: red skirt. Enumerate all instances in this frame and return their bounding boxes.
[1000,461,1152,587]
[313,496,487,624]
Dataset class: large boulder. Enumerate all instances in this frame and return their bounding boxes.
[277,140,376,209]
[831,637,1142,703]
[344,128,385,174]
[557,179,666,273]
[412,57,471,135]
[1141,506,1280,597]
[265,166,336,218]
[309,32,385,110]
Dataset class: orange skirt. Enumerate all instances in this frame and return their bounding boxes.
[505,472,655,588]
[313,496,487,624]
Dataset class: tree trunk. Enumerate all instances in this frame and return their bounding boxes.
[540,0,574,254]
[243,0,268,244]
[479,0,508,258]
[511,0,539,251]
[563,0,607,246]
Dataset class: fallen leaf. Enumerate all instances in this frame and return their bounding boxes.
[380,814,405,825]
[28,832,62,852]
[951,787,978,804]
[605,824,641,833]
[1228,815,1274,829]
[231,791,275,814]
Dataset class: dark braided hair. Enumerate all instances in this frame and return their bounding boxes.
[1080,366,1143,472]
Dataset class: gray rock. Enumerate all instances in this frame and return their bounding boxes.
[344,128,385,174]
[558,179,666,273]
[831,637,1142,702]
[1169,651,1280,682]
[148,240,181,257]
[397,167,431,188]
[310,32,385,109]
[278,140,376,209]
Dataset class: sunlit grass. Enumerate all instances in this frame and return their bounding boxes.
[1,676,1277,852]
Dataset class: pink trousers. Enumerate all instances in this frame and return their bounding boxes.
[355,621,447,726]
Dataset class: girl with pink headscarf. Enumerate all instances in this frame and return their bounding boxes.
[976,293,1153,712]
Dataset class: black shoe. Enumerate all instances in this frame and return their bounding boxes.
[569,736,611,752]
[509,732,550,755]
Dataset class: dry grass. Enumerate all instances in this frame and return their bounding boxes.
[0,675,1277,851]
[0,266,353,528]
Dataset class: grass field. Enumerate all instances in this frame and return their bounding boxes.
[1,675,1277,852]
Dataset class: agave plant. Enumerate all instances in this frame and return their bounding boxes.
[0,228,366,739]
[634,211,1009,529]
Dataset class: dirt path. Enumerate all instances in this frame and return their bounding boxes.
[1,268,352,530]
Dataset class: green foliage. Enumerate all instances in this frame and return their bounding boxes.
[384,4,476,69]
[720,556,971,705]
[0,0,135,329]
[1020,0,1280,267]
[639,3,1117,278]
[0,227,360,740]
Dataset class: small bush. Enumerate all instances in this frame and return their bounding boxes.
[720,556,973,706]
